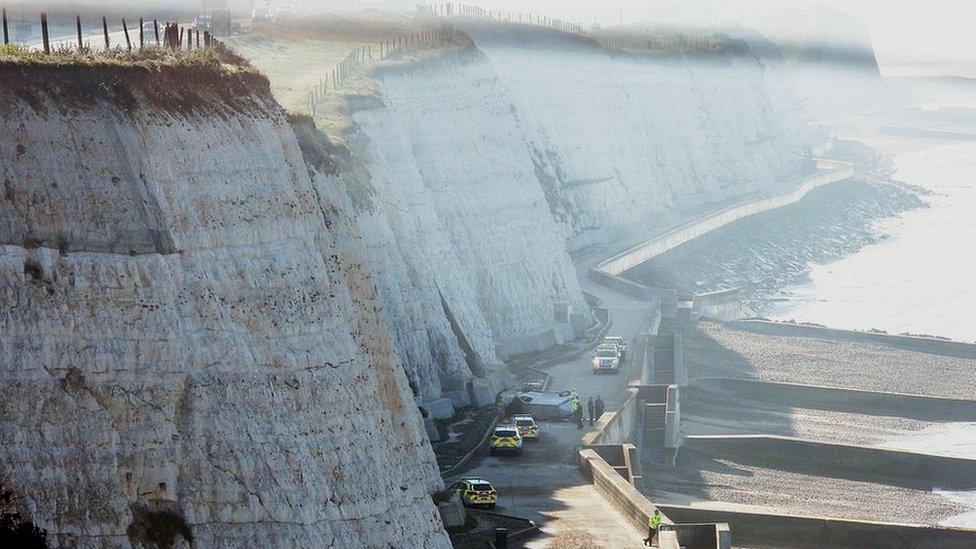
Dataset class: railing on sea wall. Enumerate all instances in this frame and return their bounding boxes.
[596,159,855,276]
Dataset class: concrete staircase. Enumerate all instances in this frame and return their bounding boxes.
[652,336,677,384]
[644,403,667,447]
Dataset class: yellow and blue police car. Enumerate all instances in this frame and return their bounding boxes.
[450,477,498,509]
[489,425,524,455]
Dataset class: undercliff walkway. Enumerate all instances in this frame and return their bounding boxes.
[447,159,857,546]
[445,248,658,546]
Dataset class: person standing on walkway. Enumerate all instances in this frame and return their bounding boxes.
[587,396,595,426]
[573,399,583,429]
[595,395,605,421]
[645,509,663,546]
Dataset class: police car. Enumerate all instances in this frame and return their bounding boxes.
[603,336,627,359]
[592,343,621,374]
[511,414,540,441]
[489,425,524,455]
[449,477,497,508]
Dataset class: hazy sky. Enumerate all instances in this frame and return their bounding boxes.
[474,0,976,76]
[11,1,975,76]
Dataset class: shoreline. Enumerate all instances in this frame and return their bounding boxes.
[765,136,976,342]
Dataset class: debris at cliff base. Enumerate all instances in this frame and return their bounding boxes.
[433,405,502,473]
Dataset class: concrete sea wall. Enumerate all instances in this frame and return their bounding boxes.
[731,319,976,360]
[660,504,976,549]
[598,159,854,276]
[683,434,976,490]
[692,377,976,422]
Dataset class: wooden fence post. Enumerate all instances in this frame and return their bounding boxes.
[2,8,8,45]
[178,27,184,49]
[102,16,109,49]
[154,20,159,45]
[122,18,131,51]
[40,13,49,54]
[76,15,83,50]
[139,17,143,49]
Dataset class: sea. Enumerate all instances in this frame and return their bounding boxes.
[765,138,976,343]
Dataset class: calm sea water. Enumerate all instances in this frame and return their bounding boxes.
[765,139,976,342]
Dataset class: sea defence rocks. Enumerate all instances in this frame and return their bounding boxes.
[0,62,448,547]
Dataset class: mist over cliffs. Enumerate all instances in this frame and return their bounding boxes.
[2,19,826,547]
[335,24,814,413]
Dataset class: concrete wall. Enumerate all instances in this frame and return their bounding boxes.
[732,320,976,361]
[596,159,854,276]
[665,385,681,449]
[691,288,741,321]
[582,388,641,446]
[577,364,723,547]
[683,435,976,490]
[691,377,976,422]
[659,504,976,549]
[587,269,676,317]
[581,449,732,549]
[579,449,681,549]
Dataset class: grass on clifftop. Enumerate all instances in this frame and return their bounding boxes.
[0,43,273,116]
[0,42,251,72]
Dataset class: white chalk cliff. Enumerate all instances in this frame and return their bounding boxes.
[334,26,813,411]
[0,66,447,547]
[2,22,818,548]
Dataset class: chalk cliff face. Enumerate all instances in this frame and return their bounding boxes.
[0,64,447,547]
[0,25,817,544]
[333,28,812,406]
[462,25,814,249]
[347,47,589,393]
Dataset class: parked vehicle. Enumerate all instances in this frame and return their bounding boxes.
[510,390,575,420]
[592,343,621,374]
[274,3,297,20]
[195,9,231,35]
[490,425,524,455]
[511,414,540,441]
[252,2,270,21]
[603,336,627,359]
[450,477,497,508]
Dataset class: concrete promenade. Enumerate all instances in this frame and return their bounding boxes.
[450,161,857,546]
[447,253,658,546]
